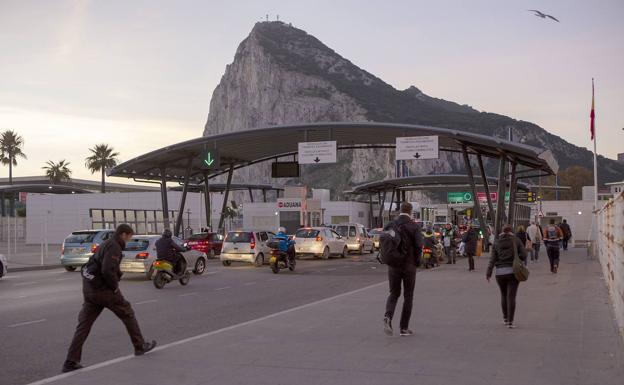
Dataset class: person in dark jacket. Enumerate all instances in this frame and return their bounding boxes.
[155,228,186,274]
[486,224,527,329]
[559,219,572,251]
[515,225,530,266]
[462,225,478,271]
[383,202,424,337]
[63,224,156,373]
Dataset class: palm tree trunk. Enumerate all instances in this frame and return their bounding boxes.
[101,168,105,193]
[8,159,12,185]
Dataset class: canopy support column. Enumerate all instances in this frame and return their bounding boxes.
[174,159,193,237]
[248,188,254,203]
[368,194,374,229]
[218,165,234,231]
[262,189,267,203]
[507,162,518,228]
[0,192,5,217]
[461,145,486,237]
[378,190,387,228]
[494,155,507,239]
[388,189,396,219]
[160,168,170,230]
[203,172,211,231]
[476,154,495,222]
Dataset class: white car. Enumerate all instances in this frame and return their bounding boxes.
[220,230,275,267]
[334,223,375,254]
[119,235,208,280]
[0,254,7,279]
[294,227,347,259]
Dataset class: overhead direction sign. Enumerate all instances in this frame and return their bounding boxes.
[298,141,337,164]
[201,148,220,170]
[447,191,473,204]
[396,136,439,160]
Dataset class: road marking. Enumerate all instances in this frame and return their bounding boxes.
[205,271,218,275]
[135,299,158,305]
[8,319,47,328]
[55,278,74,282]
[214,286,231,291]
[244,282,257,286]
[178,292,198,297]
[326,268,337,271]
[13,281,39,286]
[24,280,386,385]
[268,278,279,281]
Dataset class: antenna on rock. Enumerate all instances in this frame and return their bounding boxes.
[265,14,268,22]
[277,14,279,21]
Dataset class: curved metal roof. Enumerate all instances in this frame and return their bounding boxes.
[347,174,530,194]
[108,122,559,183]
[0,184,92,194]
[168,183,283,193]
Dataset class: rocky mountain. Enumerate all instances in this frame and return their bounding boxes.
[204,21,624,197]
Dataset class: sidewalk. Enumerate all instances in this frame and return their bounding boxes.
[31,248,624,385]
[0,241,62,271]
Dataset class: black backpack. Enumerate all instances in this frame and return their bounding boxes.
[379,222,408,267]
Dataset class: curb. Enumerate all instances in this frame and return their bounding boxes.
[8,264,63,273]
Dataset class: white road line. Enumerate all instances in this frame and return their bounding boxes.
[326,268,337,271]
[54,278,74,282]
[135,299,158,305]
[178,292,198,297]
[8,319,47,328]
[214,286,230,291]
[268,278,279,281]
[205,271,218,275]
[25,280,386,385]
[244,282,257,286]
[13,281,39,286]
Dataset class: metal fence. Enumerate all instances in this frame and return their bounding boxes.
[597,191,624,338]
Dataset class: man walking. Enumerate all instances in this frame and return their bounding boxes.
[443,223,456,264]
[63,224,157,373]
[543,219,563,274]
[526,221,542,262]
[383,202,423,337]
[559,219,572,251]
[462,224,478,271]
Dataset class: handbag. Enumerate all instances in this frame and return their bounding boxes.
[525,239,533,250]
[513,238,529,282]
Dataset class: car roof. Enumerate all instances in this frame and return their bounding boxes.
[71,229,112,233]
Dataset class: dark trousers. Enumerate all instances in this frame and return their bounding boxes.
[495,274,520,323]
[530,243,540,261]
[562,237,569,250]
[547,246,560,272]
[385,265,416,330]
[467,253,475,270]
[444,246,455,263]
[66,289,145,363]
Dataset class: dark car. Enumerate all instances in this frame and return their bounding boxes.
[185,232,224,258]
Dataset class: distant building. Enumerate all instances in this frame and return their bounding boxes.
[0,176,159,193]
[618,153,624,163]
[605,180,624,197]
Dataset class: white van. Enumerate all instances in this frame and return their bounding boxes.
[220,230,275,267]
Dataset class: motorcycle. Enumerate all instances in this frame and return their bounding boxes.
[152,253,192,289]
[268,241,296,274]
[422,247,434,269]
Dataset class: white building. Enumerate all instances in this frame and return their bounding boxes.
[605,181,624,197]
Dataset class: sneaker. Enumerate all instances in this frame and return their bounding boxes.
[400,329,414,336]
[503,319,509,325]
[135,340,157,356]
[508,323,517,329]
[383,317,393,336]
[62,361,83,373]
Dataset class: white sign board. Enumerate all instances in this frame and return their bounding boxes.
[396,136,439,160]
[298,141,337,164]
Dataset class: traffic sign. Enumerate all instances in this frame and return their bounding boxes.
[298,141,337,164]
[447,191,473,204]
[201,149,220,170]
[396,136,439,160]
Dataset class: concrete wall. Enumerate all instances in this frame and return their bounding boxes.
[597,191,624,338]
[26,192,225,245]
[322,201,369,226]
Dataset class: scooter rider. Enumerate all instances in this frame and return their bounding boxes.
[155,229,186,275]
[274,227,295,261]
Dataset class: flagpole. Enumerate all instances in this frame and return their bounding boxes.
[592,78,598,213]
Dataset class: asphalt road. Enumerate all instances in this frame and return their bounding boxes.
[0,253,385,385]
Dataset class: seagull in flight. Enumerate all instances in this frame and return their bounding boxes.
[528,9,560,22]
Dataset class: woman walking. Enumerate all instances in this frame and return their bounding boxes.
[486,225,527,329]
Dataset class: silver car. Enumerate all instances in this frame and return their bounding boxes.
[294,227,347,259]
[120,235,208,280]
[335,223,374,254]
[220,230,275,267]
[61,229,115,272]
[0,253,7,279]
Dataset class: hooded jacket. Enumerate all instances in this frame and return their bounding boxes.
[486,233,527,278]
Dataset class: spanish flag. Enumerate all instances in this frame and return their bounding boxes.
[590,78,595,141]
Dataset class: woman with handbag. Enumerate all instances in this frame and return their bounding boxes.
[486,225,528,329]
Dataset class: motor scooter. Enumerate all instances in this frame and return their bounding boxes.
[268,240,296,274]
[152,253,192,289]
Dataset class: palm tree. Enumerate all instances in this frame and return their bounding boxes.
[0,130,27,185]
[43,160,72,184]
[85,144,119,193]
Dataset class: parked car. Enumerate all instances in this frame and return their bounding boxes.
[0,253,7,279]
[334,223,374,254]
[119,235,208,279]
[185,232,224,258]
[293,227,347,259]
[220,230,275,267]
[61,229,115,272]
[368,228,383,250]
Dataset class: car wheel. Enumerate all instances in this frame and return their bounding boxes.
[222,260,231,267]
[193,258,206,275]
[145,266,154,280]
[64,266,77,272]
[322,247,330,260]
[254,253,264,267]
[341,247,348,258]
[0,261,4,278]
[179,272,191,285]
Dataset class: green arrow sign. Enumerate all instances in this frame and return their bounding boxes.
[203,152,215,167]
[201,149,220,169]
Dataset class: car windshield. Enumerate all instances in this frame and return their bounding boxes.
[336,226,356,237]
[225,232,252,243]
[295,229,319,238]
[124,239,150,251]
[369,229,382,235]
[188,233,209,241]
[65,232,98,244]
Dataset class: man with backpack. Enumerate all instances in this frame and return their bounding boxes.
[381,202,423,337]
[62,224,157,373]
[543,219,564,274]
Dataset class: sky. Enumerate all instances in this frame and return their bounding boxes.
[0,0,622,182]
